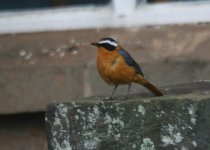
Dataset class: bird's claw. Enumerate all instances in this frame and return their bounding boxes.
[103,96,114,101]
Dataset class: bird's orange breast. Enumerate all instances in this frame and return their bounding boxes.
[97,47,137,85]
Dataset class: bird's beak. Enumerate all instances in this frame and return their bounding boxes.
[91,42,99,47]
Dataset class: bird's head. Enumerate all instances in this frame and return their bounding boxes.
[91,37,118,51]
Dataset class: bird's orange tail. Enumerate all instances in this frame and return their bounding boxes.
[135,76,163,96]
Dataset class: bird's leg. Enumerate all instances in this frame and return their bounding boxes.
[126,83,132,99]
[109,84,118,99]
[105,84,118,100]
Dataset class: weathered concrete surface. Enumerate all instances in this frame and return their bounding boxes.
[1,24,210,113]
[46,88,210,150]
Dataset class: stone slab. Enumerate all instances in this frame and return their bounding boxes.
[46,91,210,150]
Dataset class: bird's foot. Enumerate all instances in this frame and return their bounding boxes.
[103,96,115,101]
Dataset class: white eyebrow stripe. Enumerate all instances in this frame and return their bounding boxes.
[98,40,118,47]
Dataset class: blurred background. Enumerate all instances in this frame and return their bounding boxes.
[0,0,210,149]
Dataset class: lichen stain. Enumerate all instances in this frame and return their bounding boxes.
[104,112,125,136]
[140,138,155,150]
[161,124,183,146]
[51,104,72,150]
[74,104,102,150]
[188,104,197,125]
[138,104,146,117]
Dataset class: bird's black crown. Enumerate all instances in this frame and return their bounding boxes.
[97,37,118,51]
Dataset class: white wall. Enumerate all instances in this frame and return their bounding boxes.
[0,0,210,34]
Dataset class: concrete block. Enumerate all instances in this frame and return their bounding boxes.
[45,89,210,150]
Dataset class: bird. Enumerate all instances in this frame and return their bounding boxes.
[91,37,163,99]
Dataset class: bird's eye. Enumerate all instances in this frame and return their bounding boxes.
[100,43,116,51]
